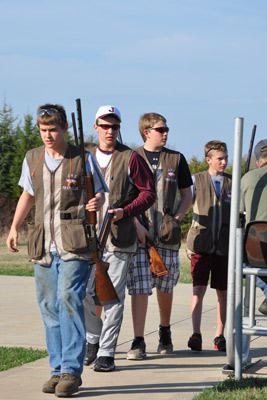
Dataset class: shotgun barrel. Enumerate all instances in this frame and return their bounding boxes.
[75,98,119,306]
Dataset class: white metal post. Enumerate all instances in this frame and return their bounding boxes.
[225,117,244,370]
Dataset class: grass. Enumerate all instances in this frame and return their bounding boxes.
[193,377,267,399]
[0,242,193,283]
[0,346,48,371]
[0,244,34,276]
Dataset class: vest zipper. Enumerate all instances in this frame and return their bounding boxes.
[50,171,56,244]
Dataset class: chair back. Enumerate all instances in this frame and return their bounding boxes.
[243,221,267,268]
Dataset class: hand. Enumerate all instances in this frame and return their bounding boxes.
[86,193,105,212]
[108,208,124,222]
[6,229,19,253]
[135,218,151,246]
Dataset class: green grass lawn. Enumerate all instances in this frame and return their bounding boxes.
[194,376,267,399]
[0,242,193,283]
[0,346,48,371]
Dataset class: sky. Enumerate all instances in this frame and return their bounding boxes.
[1,0,267,163]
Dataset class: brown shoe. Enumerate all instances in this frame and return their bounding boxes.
[42,375,60,393]
[55,373,82,397]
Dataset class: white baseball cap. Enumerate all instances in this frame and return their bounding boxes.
[95,105,121,122]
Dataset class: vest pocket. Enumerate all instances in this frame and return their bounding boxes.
[27,223,44,259]
[159,214,181,245]
[111,218,136,248]
[187,226,214,254]
[61,219,89,253]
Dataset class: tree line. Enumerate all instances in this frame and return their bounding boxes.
[0,102,246,238]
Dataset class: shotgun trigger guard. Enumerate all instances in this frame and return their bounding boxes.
[85,223,98,254]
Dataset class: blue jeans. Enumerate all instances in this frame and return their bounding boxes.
[35,253,90,376]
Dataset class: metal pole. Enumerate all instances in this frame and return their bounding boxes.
[235,228,244,380]
[225,117,244,370]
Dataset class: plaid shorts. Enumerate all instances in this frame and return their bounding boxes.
[126,247,180,295]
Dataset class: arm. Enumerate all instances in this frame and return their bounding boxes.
[135,217,151,246]
[174,187,192,222]
[86,192,105,212]
[6,191,35,252]
[113,152,156,221]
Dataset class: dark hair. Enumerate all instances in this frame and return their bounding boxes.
[36,104,67,129]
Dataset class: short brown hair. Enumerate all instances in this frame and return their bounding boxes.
[36,104,67,129]
[139,112,167,142]
[257,153,267,167]
[205,140,228,157]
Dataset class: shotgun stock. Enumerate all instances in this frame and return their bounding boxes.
[145,237,169,277]
[75,98,119,306]
[137,215,169,277]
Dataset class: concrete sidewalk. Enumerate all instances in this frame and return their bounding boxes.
[1,275,267,400]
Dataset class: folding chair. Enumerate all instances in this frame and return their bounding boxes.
[241,221,267,371]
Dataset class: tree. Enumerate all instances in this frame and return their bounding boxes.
[0,103,17,197]
[9,113,43,199]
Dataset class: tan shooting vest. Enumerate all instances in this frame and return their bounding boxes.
[187,171,232,256]
[89,142,137,252]
[26,144,92,265]
[136,147,182,251]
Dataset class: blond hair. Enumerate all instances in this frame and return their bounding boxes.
[139,112,167,142]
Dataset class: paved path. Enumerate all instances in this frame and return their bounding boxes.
[1,275,267,400]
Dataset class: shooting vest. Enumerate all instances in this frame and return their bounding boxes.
[187,170,232,256]
[136,147,182,251]
[89,142,137,252]
[26,144,91,265]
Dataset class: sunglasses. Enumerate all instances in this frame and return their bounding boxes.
[37,108,62,118]
[96,123,120,131]
[147,127,169,133]
[206,142,227,155]
[37,108,66,124]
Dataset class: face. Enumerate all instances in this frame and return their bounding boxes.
[206,151,228,176]
[39,122,67,152]
[94,115,120,151]
[144,120,168,151]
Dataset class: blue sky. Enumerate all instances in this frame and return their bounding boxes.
[1,0,267,162]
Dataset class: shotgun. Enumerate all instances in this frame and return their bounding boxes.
[75,98,119,306]
[98,185,139,253]
[71,112,79,146]
[136,215,168,277]
[245,125,257,173]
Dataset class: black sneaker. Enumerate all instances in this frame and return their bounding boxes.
[258,298,267,315]
[94,356,115,372]
[157,325,173,354]
[188,333,202,351]
[126,338,146,360]
[84,342,99,366]
[214,335,226,352]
